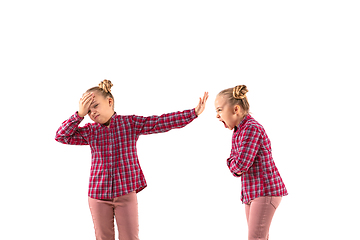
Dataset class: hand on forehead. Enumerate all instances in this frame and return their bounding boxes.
[83,91,94,96]
[82,92,99,101]
[81,92,96,105]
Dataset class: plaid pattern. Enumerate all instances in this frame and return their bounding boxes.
[55,109,197,199]
[227,114,288,204]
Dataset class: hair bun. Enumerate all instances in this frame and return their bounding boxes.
[99,79,113,93]
[233,85,248,99]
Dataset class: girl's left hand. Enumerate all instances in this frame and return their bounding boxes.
[195,92,209,116]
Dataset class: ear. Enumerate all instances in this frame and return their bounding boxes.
[234,105,241,114]
[107,97,113,106]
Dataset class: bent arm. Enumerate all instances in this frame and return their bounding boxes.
[55,112,90,145]
[227,126,261,177]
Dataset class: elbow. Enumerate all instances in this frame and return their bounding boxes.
[55,134,65,144]
[55,137,62,143]
[229,162,248,177]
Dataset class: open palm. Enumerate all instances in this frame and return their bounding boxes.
[195,92,209,116]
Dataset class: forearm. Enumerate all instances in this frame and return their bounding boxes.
[135,109,197,135]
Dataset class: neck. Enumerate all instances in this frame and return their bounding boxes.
[103,118,111,126]
[103,112,115,126]
[235,113,247,127]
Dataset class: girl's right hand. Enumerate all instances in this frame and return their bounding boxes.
[78,92,94,118]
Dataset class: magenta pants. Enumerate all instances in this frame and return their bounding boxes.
[88,192,139,240]
[245,196,282,240]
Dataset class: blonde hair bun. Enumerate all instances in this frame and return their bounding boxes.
[233,85,248,99]
[99,79,113,93]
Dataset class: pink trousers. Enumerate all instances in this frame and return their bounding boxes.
[245,196,282,240]
[88,192,139,240]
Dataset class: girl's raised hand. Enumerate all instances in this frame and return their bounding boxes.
[195,92,209,116]
[78,92,94,118]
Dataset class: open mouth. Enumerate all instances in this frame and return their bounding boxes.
[221,120,228,128]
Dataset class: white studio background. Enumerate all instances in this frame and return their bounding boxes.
[0,1,359,239]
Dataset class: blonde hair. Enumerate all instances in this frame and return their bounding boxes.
[86,79,115,108]
[218,85,250,114]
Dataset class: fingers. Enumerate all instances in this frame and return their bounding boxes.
[78,93,94,118]
[200,92,209,105]
[195,92,209,116]
[197,92,208,108]
[82,92,93,100]
[81,92,94,105]
[203,92,209,103]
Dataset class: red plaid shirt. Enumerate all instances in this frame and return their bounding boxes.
[55,109,197,199]
[227,114,288,204]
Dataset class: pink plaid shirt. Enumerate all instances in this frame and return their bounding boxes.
[227,114,288,204]
[55,109,197,199]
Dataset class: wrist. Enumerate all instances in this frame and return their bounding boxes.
[194,108,199,116]
[77,111,85,118]
[194,108,199,117]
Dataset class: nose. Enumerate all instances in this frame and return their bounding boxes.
[89,109,96,116]
[216,113,220,119]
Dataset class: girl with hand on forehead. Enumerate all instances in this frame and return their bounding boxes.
[215,85,288,240]
[55,79,209,240]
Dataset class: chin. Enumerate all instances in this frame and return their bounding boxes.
[93,116,101,123]
[92,118,100,123]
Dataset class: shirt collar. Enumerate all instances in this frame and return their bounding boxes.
[234,114,251,132]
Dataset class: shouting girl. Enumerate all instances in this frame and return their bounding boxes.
[215,85,287,240]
